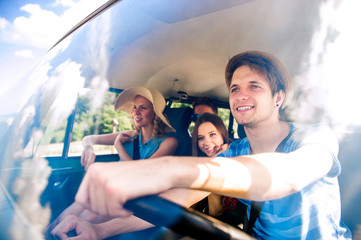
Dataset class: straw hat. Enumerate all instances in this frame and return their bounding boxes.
[114,86,174,131]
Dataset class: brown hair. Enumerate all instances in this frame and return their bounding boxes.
[192,113,230,156]
[192,97,218,115]
[225,51,292,106]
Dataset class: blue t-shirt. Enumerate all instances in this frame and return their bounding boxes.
[121,132,166,160]
[218,123,352,239]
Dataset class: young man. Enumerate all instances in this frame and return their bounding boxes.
[52,51,351,239]
[192,96,218,121]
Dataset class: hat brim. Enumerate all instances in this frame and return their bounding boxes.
[115,87,175,131]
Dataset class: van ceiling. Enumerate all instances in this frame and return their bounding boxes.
[106,0,322,102]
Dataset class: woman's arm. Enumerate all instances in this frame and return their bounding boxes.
[149,136,178,158]
[114,130,136,161]
[115,135,178,161]
[81,133,121,170]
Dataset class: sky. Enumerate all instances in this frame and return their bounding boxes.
[0,0,108,116]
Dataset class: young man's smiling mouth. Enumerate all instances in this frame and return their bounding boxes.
[236,106,254,112]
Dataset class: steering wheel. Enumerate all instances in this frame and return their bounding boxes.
[124,195,255,240]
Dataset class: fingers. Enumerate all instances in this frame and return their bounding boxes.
[75,163,132,217]
[51,215,77,239]
[81,151,96,171]
[220,143,230,152]
[115,131,136,144]
[84,154,95,171]
[214,143,230,155]
[51,215,100,240]
[75,161,162,218]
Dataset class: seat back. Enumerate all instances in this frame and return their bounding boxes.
[164,107,193,156]
[238,125,247,139]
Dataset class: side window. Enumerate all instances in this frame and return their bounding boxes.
[24,117,68,158]
[28,88,134,158]
[68,89,133,156]
[218,108,239,139]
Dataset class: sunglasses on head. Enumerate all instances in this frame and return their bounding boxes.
[191,114,200,122]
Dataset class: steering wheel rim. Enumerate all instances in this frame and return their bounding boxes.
[124,195,255,240]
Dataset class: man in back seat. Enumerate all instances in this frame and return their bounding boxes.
[192,96,218,121]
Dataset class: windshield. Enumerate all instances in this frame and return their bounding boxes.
[0,0,361,239]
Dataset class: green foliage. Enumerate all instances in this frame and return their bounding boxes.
[218,108,230,128]
[51,91,133,143]
[50,123,66,143]
[50,90,237,144]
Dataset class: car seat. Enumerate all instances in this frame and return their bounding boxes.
[164,107,193,156]
[238,125,246,139]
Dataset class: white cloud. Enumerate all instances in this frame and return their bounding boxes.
[51,0,76,8]
[2,0,109,50]
[0,17,9,29]
[20,3,42,14]
[14,50,35,59]
[11,4,60,49]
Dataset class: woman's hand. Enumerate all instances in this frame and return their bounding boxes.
[114,130,136,161]
[114,130,136,145]
[215,143,230,156]
[81,135,97,171]
[81,145,97,171]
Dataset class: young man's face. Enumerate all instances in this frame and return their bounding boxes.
[194,104,215,116]
[229,65,281,128]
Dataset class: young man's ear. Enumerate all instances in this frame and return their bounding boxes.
[275,90,285,108]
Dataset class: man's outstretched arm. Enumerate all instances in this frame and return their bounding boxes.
[75,145,333,217]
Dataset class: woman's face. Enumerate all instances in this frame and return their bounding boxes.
[132,96,155,129]
[197,122,224,157]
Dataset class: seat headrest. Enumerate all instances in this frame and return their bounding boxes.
[164,107,193,132]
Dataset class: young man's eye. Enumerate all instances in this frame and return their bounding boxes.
[230,87,239,93]
[251,85,260,89]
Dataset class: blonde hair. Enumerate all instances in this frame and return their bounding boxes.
[133,113,172,138]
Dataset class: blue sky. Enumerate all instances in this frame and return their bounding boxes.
[0,0,107,116]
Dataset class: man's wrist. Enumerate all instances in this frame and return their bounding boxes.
[161,156,206,190]
[92,223,107,239]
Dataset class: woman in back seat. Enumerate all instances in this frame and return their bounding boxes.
[47,87,178,235]
[192,113,246,228]
[81,86,178,170]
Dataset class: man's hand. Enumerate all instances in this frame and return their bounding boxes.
[75,160,174,217]
[51,215,99,240]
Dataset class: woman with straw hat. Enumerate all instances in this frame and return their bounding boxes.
[46,87,179,235]
[81,86,178,170]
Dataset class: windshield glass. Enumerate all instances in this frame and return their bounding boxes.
[1,0,361,239]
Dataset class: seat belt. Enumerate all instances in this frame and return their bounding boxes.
[133,136,140,160]
[244,129,294,235]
